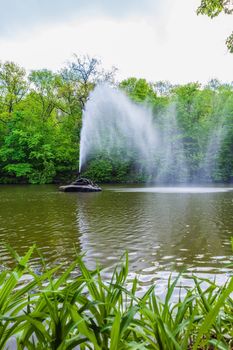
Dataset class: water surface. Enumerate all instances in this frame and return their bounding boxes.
[0,184,232,289]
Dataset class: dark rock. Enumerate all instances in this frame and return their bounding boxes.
[59,177,102,192]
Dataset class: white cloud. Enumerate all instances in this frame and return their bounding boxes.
[0,0,160,36]
[0,0,232,84]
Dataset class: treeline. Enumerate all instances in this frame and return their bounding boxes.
[0,56,232,184]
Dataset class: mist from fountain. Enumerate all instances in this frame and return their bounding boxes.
[79,84,225,183]
[79,84,157,177]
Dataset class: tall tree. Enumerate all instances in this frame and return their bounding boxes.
[0,61,28,117]
[29,69,59,121]
[63,54,117,109]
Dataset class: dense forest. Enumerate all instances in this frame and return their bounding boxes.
[0,56,232,184]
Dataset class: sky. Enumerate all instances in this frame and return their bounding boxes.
[0,0,232,84]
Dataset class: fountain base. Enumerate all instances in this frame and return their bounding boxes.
[59,178,102,192]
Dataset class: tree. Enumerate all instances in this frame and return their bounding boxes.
[119,77,156,103]
[197,0,233,52]
[152,81,174,97]
[0,61,28,117]
[29,69,60,121]
[64,54,117,109]
[204,78,221,90]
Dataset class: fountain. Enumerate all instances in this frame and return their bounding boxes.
[61,83,227,190]
[79,83,188,183]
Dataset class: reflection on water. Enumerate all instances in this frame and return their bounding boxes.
[110,186,233,193]
[0,186,80,268]
[0,185,232,290]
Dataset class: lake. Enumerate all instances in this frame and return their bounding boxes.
[0,184,233,292]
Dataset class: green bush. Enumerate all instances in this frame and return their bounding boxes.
[83,158,113,183]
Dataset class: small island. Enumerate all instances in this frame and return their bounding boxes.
[59,177,102,192]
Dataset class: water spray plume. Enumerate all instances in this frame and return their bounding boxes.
[79,83,157,177]
[79,84,225,183]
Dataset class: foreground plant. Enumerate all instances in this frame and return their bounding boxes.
[0,248,232,349]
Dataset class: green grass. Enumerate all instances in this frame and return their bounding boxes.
[0,248,232,349]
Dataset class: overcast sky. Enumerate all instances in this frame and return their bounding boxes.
[0,0,232,84]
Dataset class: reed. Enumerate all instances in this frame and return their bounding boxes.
[0,247,232,349]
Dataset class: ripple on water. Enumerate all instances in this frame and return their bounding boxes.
[0,184,233,291]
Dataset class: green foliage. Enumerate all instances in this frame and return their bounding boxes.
[4,163,32,177]
[83,158,113,182]
[0,58,232,184]
[0,247,233,349]
[84,80,233,183]
[197,0,233,52]
[0,56,113,184]
[0,61,28,116]
[83,157,134,183]
[197,0,225,18]
[226,32,233,53]
[120,77,157,103]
